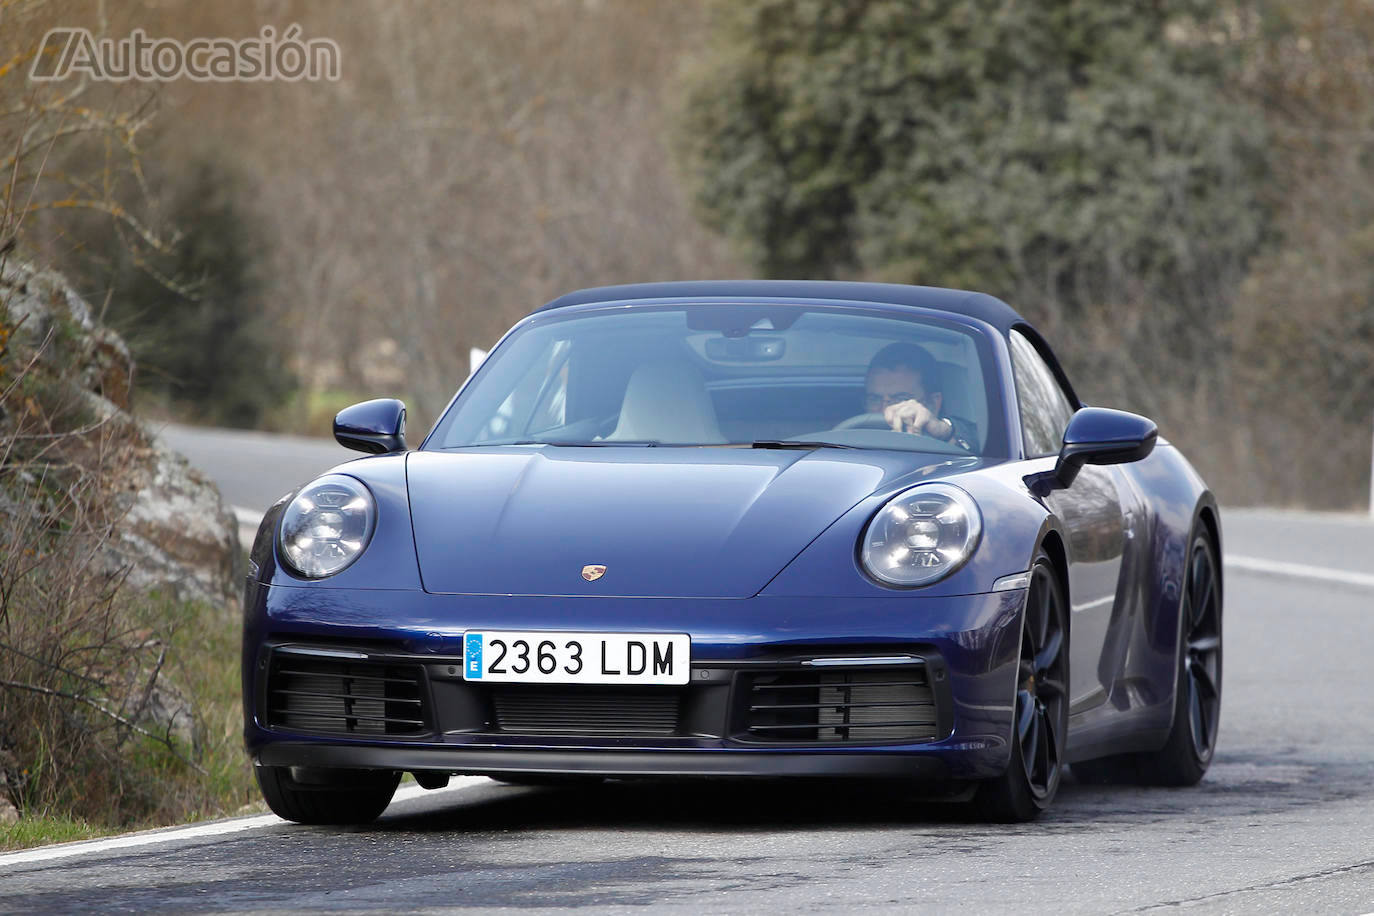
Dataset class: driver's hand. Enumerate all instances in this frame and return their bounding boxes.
[883,399,936,435]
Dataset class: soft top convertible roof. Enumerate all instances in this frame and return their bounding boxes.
[535,281,1024,334]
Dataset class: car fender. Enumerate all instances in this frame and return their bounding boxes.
[251,453,423,592]
[760,462,1056,599]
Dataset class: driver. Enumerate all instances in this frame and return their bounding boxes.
[864,343,975,451]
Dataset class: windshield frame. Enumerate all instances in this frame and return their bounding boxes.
[420,298,1014,458]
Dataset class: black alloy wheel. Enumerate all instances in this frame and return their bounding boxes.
[1071,526,1222,787]
[974,553,1068,822]
[1181,536,1223,765]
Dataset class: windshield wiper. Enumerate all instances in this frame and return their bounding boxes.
[746,440,856,450]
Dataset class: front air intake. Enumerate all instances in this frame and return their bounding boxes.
[265,654,430,738]
[740,665,938,743]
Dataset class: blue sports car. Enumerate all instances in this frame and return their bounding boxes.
[242,281,1222,823]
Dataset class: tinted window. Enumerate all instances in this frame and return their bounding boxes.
[1008,330,1076,458]
[427,304,1009,457]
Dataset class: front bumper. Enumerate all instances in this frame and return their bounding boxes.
[257,743,953,779]
[243,584,1027,781]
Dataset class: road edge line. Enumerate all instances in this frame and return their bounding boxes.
[0,776,492,869]
[1225,554,1374,589]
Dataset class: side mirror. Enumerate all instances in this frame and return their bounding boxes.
[1049,407,1157,489]
[334,398,407,454]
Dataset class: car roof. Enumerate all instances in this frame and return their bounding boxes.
[534,281,1024,333]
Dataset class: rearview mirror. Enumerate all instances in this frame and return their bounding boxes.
[1051,407,1157,488]
[334,398,407,454]
[704,335,786,362]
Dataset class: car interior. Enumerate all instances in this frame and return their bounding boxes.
[440,307,1002,456]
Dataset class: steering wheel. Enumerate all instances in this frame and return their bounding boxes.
[834,412,897,431]
[833,412,951,445]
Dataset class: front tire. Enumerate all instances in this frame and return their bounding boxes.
[256,766,400,825]
[973,554,1069,822]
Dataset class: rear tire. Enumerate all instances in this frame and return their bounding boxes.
[1133,529,1222,785]
[256,766,400,825]
[973,553,1069,822]
[1070,526,1222,787]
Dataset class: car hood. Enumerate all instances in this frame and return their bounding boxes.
[407,447,975,598]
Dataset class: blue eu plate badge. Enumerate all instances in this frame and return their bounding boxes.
[464,632,483,679]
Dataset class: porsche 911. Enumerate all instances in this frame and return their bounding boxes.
[242,281,1223,823]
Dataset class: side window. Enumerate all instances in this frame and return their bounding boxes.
[1008,330,1076,458]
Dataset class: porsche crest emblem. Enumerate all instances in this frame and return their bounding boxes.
[581,564,607,582]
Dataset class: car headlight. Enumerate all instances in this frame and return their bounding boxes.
[860,483,982,587]
[278,475,376,578]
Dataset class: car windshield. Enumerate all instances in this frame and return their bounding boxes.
[426,303,1008,457]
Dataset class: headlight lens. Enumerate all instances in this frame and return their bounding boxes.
[860,483,982,587]
[278,475,376,578]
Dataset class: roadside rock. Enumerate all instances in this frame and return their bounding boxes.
[107,443,242,607]
[0,258,241,607]
[0,794,17,825]
[0,746,20,823]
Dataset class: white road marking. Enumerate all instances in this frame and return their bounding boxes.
[1070,595,1114,614]
[1225,554,1374,590]
[0,776,493,868]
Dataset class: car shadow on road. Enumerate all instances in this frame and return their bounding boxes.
[362,751,1348,836]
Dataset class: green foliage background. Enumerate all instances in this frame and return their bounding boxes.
[63,156,297,429]
[680,0,1374,505]
[681,0,1269,315]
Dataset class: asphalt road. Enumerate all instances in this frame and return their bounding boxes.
[155,422,349,515]
[3,427,1372,914]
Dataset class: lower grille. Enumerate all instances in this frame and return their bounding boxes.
[742,666,938,743]
[266,655,429,737]
[491,686,681,737]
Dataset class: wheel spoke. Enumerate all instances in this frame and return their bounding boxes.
[1190,551,1212,622]
[1042,702,1061,768]
[1034,707,1051,786]
[1023,706,1042,778]
[1189,633,1220,654]
[1036,581,1052,649]
[1034,628,1063,674]
[1187,552,1220,631]
[1189,672,1206,751]
[1016,689,1035,740]
[1194,677,1212,746]
[1024,581,1045,657]
[1189,655,1219,701]
[1193,577,1216,632]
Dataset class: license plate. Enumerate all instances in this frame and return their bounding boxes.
[462,631,690,685]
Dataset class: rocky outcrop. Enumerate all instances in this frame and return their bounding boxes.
[0,258,241,606]
[107,441,243,607]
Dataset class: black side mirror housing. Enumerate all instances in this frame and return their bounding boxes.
[334,398,407,454]
[1028,407,1157,495]
[1048,407,1157,489]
